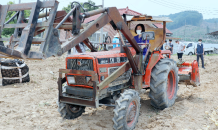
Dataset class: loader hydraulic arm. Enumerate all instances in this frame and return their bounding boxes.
[57,6,141,56]
[0,1,141,59]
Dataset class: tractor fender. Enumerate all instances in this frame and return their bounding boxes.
[143,51,165,88]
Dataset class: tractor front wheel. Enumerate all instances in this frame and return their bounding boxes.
[149,58,178,110]
[113,89,141,130]
[58,102,86,119]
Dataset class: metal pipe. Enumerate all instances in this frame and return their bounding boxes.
[38,11,50,18]
[99,104,115,107]
[100,0,104,46]
[118,30,125,53]
[157,21,166,50]
[55,6,76,29]
[118,30,126,45]
[53,23,87,30]
[83,8,107,18]
[4,11,19,25]
[143,44,151,62]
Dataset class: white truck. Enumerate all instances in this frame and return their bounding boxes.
[183,42,215,55]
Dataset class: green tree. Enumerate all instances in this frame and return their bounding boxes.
[2,1,30,36]
[62,0,99,13]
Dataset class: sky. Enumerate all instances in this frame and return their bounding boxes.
[2,0,218,19]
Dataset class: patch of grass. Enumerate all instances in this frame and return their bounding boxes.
[44,102,50,106]
[39,102,51,107]
[207,54,218,56]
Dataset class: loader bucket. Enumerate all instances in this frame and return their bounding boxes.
[178,60,200,87]
[0,1,62,60]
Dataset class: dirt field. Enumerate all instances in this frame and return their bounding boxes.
[0,52,218,130]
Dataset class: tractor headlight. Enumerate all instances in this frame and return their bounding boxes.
[67,75,75,84]
[86,76,91,82]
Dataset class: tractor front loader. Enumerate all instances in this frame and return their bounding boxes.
[0,1,200,130]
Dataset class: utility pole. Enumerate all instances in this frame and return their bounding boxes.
[19,0,21,3]
[184,19,186,41]
[100,0,104,43]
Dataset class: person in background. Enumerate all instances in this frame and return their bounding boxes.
[112,33,120,48]
[134,24,148,59]
[71,42,86,55]
[164,39,171,51]
[176,40,185,59]
[167,39,174,54]
[169,39,173,53]
[162,40,167,50]
[160,40,165,50]
[195,39,205,69]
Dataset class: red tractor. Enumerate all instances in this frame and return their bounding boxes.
[0,1,200,130]
[56,3,200,130]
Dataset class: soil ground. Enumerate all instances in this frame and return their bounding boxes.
[0,50,218,130]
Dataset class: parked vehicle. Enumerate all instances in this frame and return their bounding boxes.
[184,42,215,55]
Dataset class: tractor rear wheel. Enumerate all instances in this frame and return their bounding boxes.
[58,102,86,119]
[113,89,141,130]
[149,58,178,110]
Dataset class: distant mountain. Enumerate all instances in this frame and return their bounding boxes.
[159,11,218,43]
[161,11,203,30]
[170,21,218,43]
[204,18,218,23]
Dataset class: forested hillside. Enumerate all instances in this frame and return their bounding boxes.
[162,11,203,30]
[162,11,218,43]
[204,18,218,23]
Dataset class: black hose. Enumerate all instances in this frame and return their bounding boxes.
[45,8,48,20]
[40,8,44,12]
[104,36,111,43]
[71,1,102,12]
[71,1,86,12]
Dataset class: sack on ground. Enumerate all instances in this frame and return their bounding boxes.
[1,59,30,86]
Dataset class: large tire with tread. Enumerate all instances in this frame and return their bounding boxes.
[204,52,208,55]
[113,89,141,130]
[58,102,86,119]
[149,58,178,110]
[188,52,193,56]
